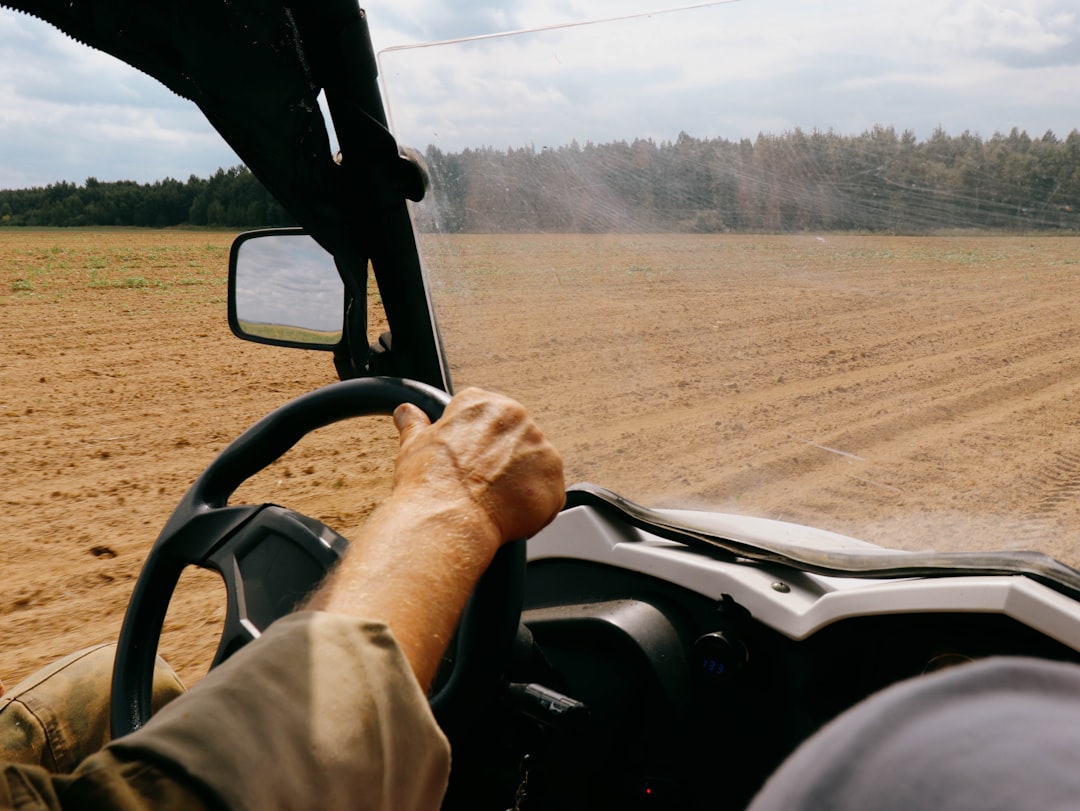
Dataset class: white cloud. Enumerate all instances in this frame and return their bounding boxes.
[1,1,1079,188]
[930,0,1073,54]
[379,0,1080,153]
[0,7,236,187]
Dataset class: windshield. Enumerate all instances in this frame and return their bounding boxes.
[379,2,1080,568]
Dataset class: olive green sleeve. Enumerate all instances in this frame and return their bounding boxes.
[101,612,451,811]
[2,757,213,811]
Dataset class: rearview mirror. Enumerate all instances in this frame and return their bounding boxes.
[228,229,346,350]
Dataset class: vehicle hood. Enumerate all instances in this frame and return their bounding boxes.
[567,485,1080,601]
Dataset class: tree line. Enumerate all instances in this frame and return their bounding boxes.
[3,127,1079,233]
[0,166,293,228]
[418,126,1080,234]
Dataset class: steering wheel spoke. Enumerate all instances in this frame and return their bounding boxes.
[204,505,351,666]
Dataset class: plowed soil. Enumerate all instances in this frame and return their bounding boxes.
[1,229,396,687]
[3,229,1080,689]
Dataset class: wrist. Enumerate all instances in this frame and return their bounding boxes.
[384,485,505,570]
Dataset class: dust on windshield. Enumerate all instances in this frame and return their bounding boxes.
[379,2,1080,566]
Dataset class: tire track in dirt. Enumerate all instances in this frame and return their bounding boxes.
[1032,452,1080,515]
[1007,451,1080,555]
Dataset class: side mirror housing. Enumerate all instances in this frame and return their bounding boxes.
[228,228,346,350]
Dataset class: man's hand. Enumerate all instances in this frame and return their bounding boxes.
[304,387,564,688]
[392,387,565,549]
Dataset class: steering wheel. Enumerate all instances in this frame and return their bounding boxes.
[110,377,526,738]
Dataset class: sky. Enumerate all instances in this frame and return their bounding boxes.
[1,0,1079,189]
[234,233,344,337]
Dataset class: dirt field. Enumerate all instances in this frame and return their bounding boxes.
[431,232,1080,559]
[1,229,397,687]
[3,229,1080,689]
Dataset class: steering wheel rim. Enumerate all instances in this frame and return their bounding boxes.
[110,377,523,738]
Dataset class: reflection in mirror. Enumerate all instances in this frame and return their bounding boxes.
[231,232,345,348]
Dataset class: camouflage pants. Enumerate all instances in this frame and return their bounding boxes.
[0,644,184,773]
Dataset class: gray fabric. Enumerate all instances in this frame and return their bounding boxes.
[748,656,1080,811]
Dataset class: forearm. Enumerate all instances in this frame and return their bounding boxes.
[302,488,502,689]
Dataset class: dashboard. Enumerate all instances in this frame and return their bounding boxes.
[440,505,1080,810]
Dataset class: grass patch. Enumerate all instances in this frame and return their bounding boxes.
[0,229,237,304]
